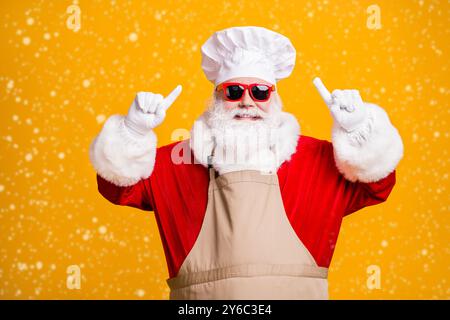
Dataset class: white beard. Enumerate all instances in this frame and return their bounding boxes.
[190,93,301,175]
[206,95,281,174]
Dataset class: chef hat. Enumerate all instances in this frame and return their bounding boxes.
[201,26,296,86]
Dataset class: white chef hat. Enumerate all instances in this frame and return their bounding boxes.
[201,26,296,86]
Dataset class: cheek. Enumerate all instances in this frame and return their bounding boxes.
[256,102,271,113]
[224,101,239,109]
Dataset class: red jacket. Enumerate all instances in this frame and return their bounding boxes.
[96,135,396,278]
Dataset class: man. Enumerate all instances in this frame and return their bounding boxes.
[89,26,403,299]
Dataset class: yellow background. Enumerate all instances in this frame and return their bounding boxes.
[0,0,448,299]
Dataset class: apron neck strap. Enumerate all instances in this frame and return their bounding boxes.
[207,155,216,181]
[208,167,216,181]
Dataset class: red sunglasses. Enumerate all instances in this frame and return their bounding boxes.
[216,82,276,102]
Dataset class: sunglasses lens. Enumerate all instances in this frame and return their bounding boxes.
[251,85,270,101]
[225,85,244,101]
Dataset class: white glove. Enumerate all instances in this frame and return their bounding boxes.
[124,85,182,137]
[313,77,368,132]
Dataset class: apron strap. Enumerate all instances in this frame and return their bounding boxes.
[207,155,216,181]
[209,167,216,181]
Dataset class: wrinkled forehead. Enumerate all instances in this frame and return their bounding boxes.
[221,77,273,86]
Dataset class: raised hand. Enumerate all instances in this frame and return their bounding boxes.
[125,85,182,136]
[313,77,368,132]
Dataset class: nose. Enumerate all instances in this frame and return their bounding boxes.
[239,88,256,108]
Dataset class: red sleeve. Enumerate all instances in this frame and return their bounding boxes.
[96,174,154,212]
[343,170,396,217]
[279,136,398,267]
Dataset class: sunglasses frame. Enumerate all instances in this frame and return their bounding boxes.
[216,82,276,102]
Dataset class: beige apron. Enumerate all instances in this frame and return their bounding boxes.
[166,167,329,300]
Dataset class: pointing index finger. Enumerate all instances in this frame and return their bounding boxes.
[313,77,332,106]
[161,85,182,111]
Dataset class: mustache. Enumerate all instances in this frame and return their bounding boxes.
[208,98,277,120]
[228,106,266,118]
[204,92,284,130]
